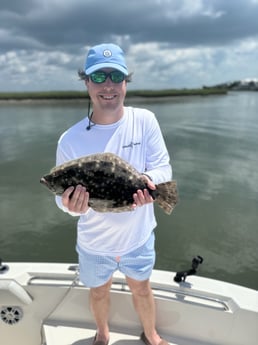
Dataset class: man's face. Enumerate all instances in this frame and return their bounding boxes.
[85,68,127,113]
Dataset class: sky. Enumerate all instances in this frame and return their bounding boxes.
[0,0,258,92]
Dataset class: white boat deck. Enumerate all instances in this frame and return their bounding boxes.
[43,324,153,345]
[43,323,200,345]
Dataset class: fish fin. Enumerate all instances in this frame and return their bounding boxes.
[91,206,134,213]
[50,159,78,173]
[155,180,178,215]
[89,199,134,213]
[50,152,139,174]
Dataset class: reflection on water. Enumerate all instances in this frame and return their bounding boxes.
[0,93,257,289]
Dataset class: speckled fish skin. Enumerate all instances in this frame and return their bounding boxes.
[40,152,178,214]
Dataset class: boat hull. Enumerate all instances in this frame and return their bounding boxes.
[0,262,257,345]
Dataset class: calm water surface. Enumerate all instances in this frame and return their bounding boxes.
[0,92,257,290]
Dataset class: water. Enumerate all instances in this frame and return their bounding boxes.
[0,92,257,290]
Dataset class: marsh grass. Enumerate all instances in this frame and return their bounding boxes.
[0,88,227,100]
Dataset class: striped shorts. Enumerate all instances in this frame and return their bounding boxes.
[77,232,155,288]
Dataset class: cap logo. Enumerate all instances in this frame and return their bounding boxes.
[103,49,112,58]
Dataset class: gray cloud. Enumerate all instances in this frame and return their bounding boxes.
[0,0,258,91]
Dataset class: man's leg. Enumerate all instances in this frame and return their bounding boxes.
[126,277,165,345]
[90,277,112,344]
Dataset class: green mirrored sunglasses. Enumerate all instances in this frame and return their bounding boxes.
[89,70,126,84]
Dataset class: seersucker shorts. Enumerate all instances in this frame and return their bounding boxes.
[77,232,155,287]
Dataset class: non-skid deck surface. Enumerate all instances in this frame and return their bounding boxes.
[43,324,177,345]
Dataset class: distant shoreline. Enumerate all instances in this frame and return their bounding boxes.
[0,88,228,103]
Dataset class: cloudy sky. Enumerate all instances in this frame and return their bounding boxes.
[0,0,258,92]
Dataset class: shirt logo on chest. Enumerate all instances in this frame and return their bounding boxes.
[122,141,141,149]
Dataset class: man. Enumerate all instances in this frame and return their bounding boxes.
[55,43,172,345]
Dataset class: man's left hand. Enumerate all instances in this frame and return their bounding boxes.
[132,175,156,208]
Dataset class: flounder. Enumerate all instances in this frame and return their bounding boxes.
[40,152,178,214]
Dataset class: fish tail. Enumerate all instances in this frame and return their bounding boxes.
[155,180,178,215]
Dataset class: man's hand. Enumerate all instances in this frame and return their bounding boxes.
[62,185,89,214]
[132,175,156,209]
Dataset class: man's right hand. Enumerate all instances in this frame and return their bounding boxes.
[62,185,89,214]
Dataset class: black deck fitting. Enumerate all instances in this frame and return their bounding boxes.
[0,258,9,274]
[174,256,204,283]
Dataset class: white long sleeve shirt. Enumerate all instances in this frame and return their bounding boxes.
[55,106,172,256]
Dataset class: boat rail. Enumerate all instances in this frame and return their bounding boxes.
[27,273,231,312]
[112,280,230,311]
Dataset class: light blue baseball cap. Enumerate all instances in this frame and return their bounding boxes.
[85,43,128,76]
